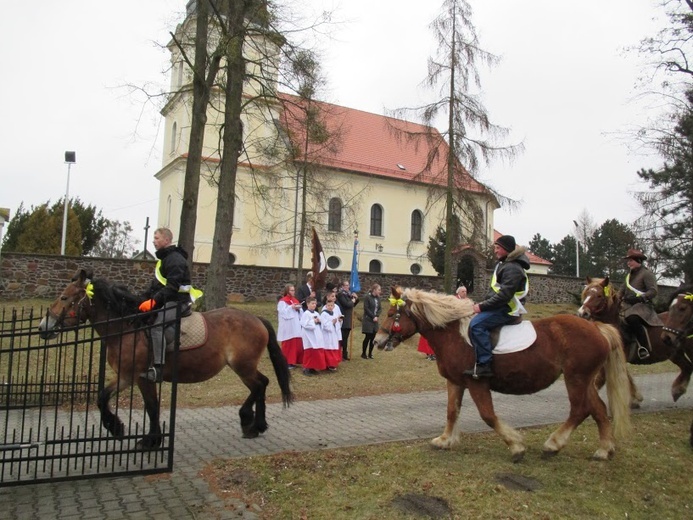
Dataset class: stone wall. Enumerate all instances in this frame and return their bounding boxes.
[0,252,677,305]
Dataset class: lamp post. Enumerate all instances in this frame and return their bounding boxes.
[573,219,579,278]
[61,151,76,255]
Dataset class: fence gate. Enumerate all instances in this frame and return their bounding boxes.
[0,306,179,486]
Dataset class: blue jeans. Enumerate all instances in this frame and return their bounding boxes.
[469,309,516,365]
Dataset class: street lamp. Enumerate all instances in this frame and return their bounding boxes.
[573,219,579,278]
[61,151,76,256]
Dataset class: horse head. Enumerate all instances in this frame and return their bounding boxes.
[577,276,620,322]
[38,269,93,339]
[662,293,693,347]
[374,286,415,349]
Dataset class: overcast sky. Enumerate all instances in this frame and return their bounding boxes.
[0,0,667,251]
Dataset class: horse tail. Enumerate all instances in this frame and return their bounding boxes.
[596,322,633,440]
[258,316,295,407]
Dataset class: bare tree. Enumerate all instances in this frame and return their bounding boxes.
[391,0,522,292]
[170,0,223,264]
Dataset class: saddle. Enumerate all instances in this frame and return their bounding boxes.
[489,316,523,346]
[163,312,208,352]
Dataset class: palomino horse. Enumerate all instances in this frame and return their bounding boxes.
[38,269,294,449]
[374,287,632,462]
[578,276,693,404]
[660,288,693,448]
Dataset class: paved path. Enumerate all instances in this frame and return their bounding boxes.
[1,373,691,519]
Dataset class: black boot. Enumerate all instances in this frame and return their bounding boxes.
[634,324,651,360]
[463,363,493,379]
[140,364,164,383]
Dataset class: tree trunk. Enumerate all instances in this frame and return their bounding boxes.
[205,1,247,310]
[179,1,221,265]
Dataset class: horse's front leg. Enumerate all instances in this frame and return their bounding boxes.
[669,348,693,402]
[431,380,464,449]
[135,379,162,450]
[467,381,525,463]
[98,377,126,439]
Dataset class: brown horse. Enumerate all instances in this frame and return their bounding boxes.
[374,286,632,462]
[578,276,693,403]
[38,269,294,449]
[660,289,693,448]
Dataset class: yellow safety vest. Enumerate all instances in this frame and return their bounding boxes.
[490,264,528,317]
[155,260,204,302]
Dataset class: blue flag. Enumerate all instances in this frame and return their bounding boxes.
[350,238,361,292]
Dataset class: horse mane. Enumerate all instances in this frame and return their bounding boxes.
[91,278,142,319]
[403,288,475,328]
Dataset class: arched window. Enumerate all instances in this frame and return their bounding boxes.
[411,210,423,241]
[170,121,177,155]
[370,204,383,236]
[368,259,382,273]
[328,198,342,232]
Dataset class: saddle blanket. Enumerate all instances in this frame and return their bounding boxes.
[166,311,208,352]
[493,321,537,354]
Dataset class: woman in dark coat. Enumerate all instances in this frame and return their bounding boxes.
[361,283,382,359]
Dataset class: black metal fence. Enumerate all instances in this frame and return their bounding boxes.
[0,306,178,486]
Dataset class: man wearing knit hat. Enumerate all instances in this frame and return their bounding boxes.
[617,248,662,359]
[463,234,531,379]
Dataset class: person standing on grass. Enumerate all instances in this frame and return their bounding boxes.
[301,297,326,375]
[337,279,359,360]
[455,285,468,299]
[276,284,304,369]
[321,300,342,371]
[361,283,382,359]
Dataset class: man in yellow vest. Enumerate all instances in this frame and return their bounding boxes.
[464,235,530,379]
[618,248,662,360]
[138,227,200,382]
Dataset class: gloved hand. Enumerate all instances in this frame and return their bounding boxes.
[139,299,156,312]
[624,295,641,305]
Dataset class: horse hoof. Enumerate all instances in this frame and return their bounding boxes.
[511,451,525,463]
[630,401,641,410]
[242,430,260,439]
[541,450,558,460]
[672,390,684,402]
[136,437,162,451]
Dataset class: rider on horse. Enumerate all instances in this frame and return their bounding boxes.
[138,227,201,382]
[464,234,530,378]
[618,248,662,360]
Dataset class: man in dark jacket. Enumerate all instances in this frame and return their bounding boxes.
[464,235,530,379]
[138,227,198,382]
[336,279,359,360]
[618,248,663,359]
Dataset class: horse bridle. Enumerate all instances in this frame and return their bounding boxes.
[48,284,92,330]
[383,296,417,344]
[662,295,693,341]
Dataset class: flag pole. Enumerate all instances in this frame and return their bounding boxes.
[348,229,361,361]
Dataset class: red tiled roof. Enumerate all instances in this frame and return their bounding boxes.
[493,230,552,266]
[278,93,487,193]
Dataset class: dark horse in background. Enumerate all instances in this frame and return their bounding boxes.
[660,286,693,448]
[375,287,631,463]
[578,277,693,405]
[38,269,294,449]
